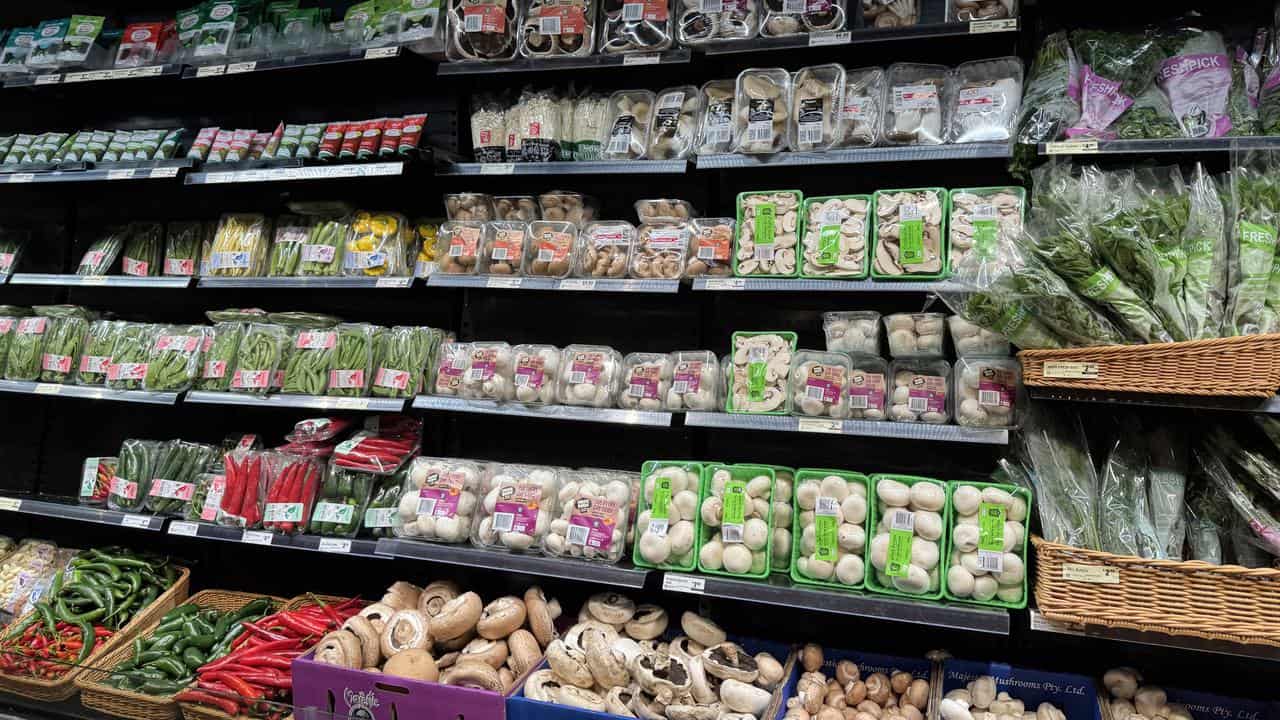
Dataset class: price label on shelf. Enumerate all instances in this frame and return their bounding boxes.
[34,74,62,85]
[486,277,522,289]
[120,514,152,529]
[479,163,514,175]
[8,174,34,184]
[226,61,257,74]
[33,383,61,395]
[808,31,850,46]
[169,521,199,537]
[623,53,660,66]
[241,530,274,546]
[364,46,399,59]
[1044,140,1098,155]
[149,167,180,179]
[0,497,21,512]
[80,275,109,285]
[797,418,843,434]
[375,277,412,288]
[195,65,226,78]
[331,398,370,410]
[1062,564,1119,584]
[558,279,596,291]
[969,18,1017,33]
[107,169,136,181]
[662,573,705,594]
[318,538,352,554]
[1043,361,1098,379]
[703,278,745,291]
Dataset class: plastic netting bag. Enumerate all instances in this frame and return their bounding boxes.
[1097,415,1160,558]
[1019,403,1100,550]
[1181,163,1228,339]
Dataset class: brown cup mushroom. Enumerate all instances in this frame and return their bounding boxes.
[836,660,860,686]
[523,586,558,647]
[865,673,892,705]
[802,643,824,672]
[477,596,528,639]
[432,591,484,642]
[383,648,439,682]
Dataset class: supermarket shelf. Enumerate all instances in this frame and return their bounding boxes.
[683,412,1009,445]
[439,159,688,175]
[426,274,680,293]
[692,277,962,292]
[0,158,192,184]
[376,537,648,588]
[437,48,691,76]
[0,495,166,531]
[695,143,1010,169]
[699,18,1019,55]
[663,572,1009,635]
[181,45,406,79]
[7,273,192,288]
[185,160,406,185]
[1027,387,1280,415]
[1039,136,1280,156]
[0,380,179,405]
[3,63,182,88]
[1028,610,1280,662]
[185,390,407,412]
[198,276,414,289]
[413,394,674,427]
[167,521,387,558]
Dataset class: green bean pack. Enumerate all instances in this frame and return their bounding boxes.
[38,311,91,384]
[230,323,288,397]
[76,320,125,386]
[77,226,129,275]
[163,221,203,276]
[4,314,50,381]
[145,440,218,516]
[326,323,377,397]
[122,222,163,277]
[299,217,350,277]
[0,305,33,377]
[282,326,339,395]
[269,216,313,277]
[110,438,162,511]
[197,321,245,391]
[144,324,209,392]
[106,323,157,391]
[371,326,435,398]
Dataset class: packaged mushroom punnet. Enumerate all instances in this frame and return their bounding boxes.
[884,63,952,146]
[784,644,933,720]
[603,89,655,160]
[944,480,1031,608]
[438,221,483,275]
[633,222,690,279]
[678,0,760,44]
[884,312,946,358]
[872,188,947,280]
[948,186,1023,271]
[696,79,737,155]
[727,331,796,414]
[767,466,794,573]
[574,220,635,278]
[648,85,704,160]
[519,0,596,57]
[633,460,703,571]
[735,68,792,154]
[540,190,598,224]
[394,456,485,544]
[524,222,577,278]
[684,217,736,278]
[557,343,623,407]
[862,0,918,27]
[947,0,1017,21]
[541,469,633,562]
[446,0,521,62]
[433,342,469,396]
[847,354,889,422]
[824,311,881,355]
[888,358,951,424]
[572,93,610,160]
[790,470,869,590]
[953,356,1021,429]
[790,350,851,419]
[495,195,540,222]
[599,0,675,54]
[458,341,517,402]
[735,190,802,277]
[947,316,1010,358]
[472,463,561,552]
[517,594,788,719]
[868,474,948,598]
[619,352,675,411]
[761,0,847,37]
[666,350,721,410]
[836,66,885,148]
[478,221,529,276]
[801,195,871,278]
[511,343,562,404]
[949,57,1024,144]
[698,463,776,578]
[791,64,846,153]
[446,192,497,221]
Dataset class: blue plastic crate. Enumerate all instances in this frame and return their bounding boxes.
[942,659,1102,720]
[772,648,934,720]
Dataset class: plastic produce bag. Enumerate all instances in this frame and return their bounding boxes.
[122,222,162,277]
[76,226,129,276]
[1068,29,1166,138]
[790,64,845,153]
[326,323,377,398]
[4,312,48,382]
[1157,28,1233,138]
[37,307,92,384]
[105,323,155,390]
[111,439,161,512]
[209,213,271,277]
[262,453,323,535]
[0,306,30,377]
[268,215,313,277]
[1011,32,1080,173]
[185,473,226,523]
[230,323,288,396]
[598,0,673,54]
[950,56,1023,143]
[696,79,736,156]
[1182,163,1228,339]
[1225,150,1280,335]
[835,66,883,148]
[1112,84,1181,140]
[1227,46,1261,136]
[79,456,116,507]
[372,326,436,398]
[1097,415,1160,558]
[1148,424,1187,560]
[1194,439,1280,556]
[300,216,351,277]
[1184,478,1226,563]
[196,320,247,391]
[220,448,267,528]
[648,85,703,160]
[75,320,123,386]
[883,63,950,146]
[734,68,790,154]
[949,186,1024,271]
[163,221,202,277]
[282,326,340,396]
[601,90,654,160]
[1019,403,1100,550]
[143,324,207,392]
[344,211,410,277]
[146,441,218,517]
[365,472,405,538]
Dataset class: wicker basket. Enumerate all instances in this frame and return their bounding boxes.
[1032,536,1280,647]
[0,566,190,702]
[1018,334,1280,398]
[178,595,354,720]
[75,591,286,720]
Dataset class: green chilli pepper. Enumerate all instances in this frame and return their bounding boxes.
[145,441,217,516]
[111,439,161,511]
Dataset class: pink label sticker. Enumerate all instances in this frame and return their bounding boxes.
[568,497,620,550]
[157,335,200,352]
[645,228,684,251]
[149,479,195,500]
[626,364,661,400]
[803,364,845,405]
[164,258,195,276]
[80,355,109,374]
[201,335,214,353]
[271,369,284,388]
[0,252,13,273]
[0,319,13,334]
[977,367,1016,408]
[232,369,270,388]
[203,360,227,379]
[569,351,605,385]
[514,355,546,390]
[329,369,366,389]
[41,353,72,373]
[296,330,337,350]
[202,476,226,520]
[493,483,541,535]
[80,250,105,270]
[18,317,46,334]
[108,362,147,381]
[302,244,336,263]
[466,347,497,383]
[848,371,885,411]
[111,477,138,500]
[375,367,411,391]
[122,257,149,277]
[907,375,947,414]
[417,471,465,518]
[1067,65,1132,139]
[673,360,702,394]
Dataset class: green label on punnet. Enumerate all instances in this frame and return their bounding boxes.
[1239,220,1277,251]
[972,218,998,256]
[745,343,767,402]
[886,528,913,578]
[650,476,672,520]
[313,501,353,524]
[754,204,776,246]
[978,502,1006,552]
[899,220,924,265]
[814,495,839,562]
[80,458,99,497]
[1079,267,1120,300]
[722,480,746,526]
[817,226,840,265]
[264,502,303,522]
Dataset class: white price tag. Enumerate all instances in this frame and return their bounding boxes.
[63,71,99,83]
[486,276,522,289]
[557,279,596,291]
[318,538,352,554]
[808,31,850,46]
[1061,563,1119,584]
[375,277,411,288]
[479,163,514,175]
[969,18,1017,33]
[149,167,180,179]
[120,514,152,529]
[797,418,843,434]
[1044,140,1099,155]
[0,497,21,512]
[241,530,274,546]
[331,397,370,410]
[169,521,200,537]
[1028,610,1087,636]
[128,66,164,78]
[364,46,399,59]
[195,65,226,78]
[623,53,660,66]
[226,61,257,74]
[1043,361,1099,379]
[107,169,135,181]
[81,275,109,285]
[9,174,34,184]
[662,573,705,594]
[703,278,745,291]
[33,384,62,395]
[34,74,61,85]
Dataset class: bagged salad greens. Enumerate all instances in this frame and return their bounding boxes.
[1226,149,1280,336]
[1147,423,1188,560]
[37,305,93,384]
[1020,404,1101,550]
[76,320,124,386]
[1181,163,1228,340]
[1156,27,1233,138]
[1112,84,1181,140]
[1227,46,1262,137]
[1068,29,1166,139]
[1098,414,1161,558]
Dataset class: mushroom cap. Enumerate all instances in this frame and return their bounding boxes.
[702,642,760,683]
[587,592,638,626]
[680,611,727,647]
[432,591,484,642]
[477,596,528,639]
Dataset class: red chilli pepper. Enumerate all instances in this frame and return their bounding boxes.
[176,689,241,715]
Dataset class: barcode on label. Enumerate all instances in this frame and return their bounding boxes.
[515,373,530,386]
[492,512,515,532]
[629,383,646,397]
[907,397,928,412]
[979,390,1001,406]
[607,134,630,154]
[569,371,586,384]
[697,246,716,259]
[783,0,805,10]
[466,368,486,382]
[539,16,561,34]
[849,395,868,409]
[707,125,730,144]
[816,496,839,516]
[700,0,723,9]
[671,380,689,394]
[623,3,643,20]
[492,247,509,260]
[748,125,772,142]
[799,124,823,145]
[806,385,825,401]
[890,509,915,532]
[417,497,437,516]
[722,524,742,543]
[464,14,482,31]
[567,524,589,546]
[978,550,1003,572]
[647,518,668,537]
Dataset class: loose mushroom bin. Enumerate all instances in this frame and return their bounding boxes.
[511,343,562,404]
[524,220,577,278]
[685,218,736,278]
[883,63,950,146]
[315,580,562,694]
[791,471,868,588]
[574,220,636,278]
[648,86,704,160]
[472,463,561,552]
[888,358,951,424]
[790,350,851,419]
[872,188,946,278]
[519,0,596,57]
[941,675,1068,720]
[698,464,775,578]
[665,350,721,410]
[862,0,918,27]
[438,221,484,275]
[446,0,520,62]
[598,0,675,54]
[728,331,796,414]
[734,68,792,154]
[884,312,946,358]
[736,190,802,277]
[953,357,1020,429]
[634,461,703,571]
[802,195,870,278]
[950,57,1024,144]
[457,341,516,402]
[521,593,786,720]
[790,64,846,153]
[945,481,1030,606]
[948,186,1023,270]
[619,352,675,411]
[868,475,948,597]
[696,79,738,156]
[557,344,623,407]
[395,457,485,543]
[1100,667,1193,720]
[542,469,633,562]
[835,66,885,148]
[678,0,759,44]
[783,644,931,720]
[478,221,529,276]
[823,311,881,355]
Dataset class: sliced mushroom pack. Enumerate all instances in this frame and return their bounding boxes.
[948,185,1022,269]
[802,195,869,277]
[873,188,945,277]
[728,331,794,413]
[836,66,885,147]
[736,190,800,276]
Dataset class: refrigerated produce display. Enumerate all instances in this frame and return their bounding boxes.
[0,3,1278,720]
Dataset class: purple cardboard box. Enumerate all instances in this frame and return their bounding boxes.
[293,652,514,720]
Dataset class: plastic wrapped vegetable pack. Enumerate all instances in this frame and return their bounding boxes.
[76,226,129,276]
[373,326,439,398]
[1019,404,1100,550]
[37,305,92,384]
[1156,28,1233,138]
[230,323,288,396]
[883,63,950,146]
[262,453,324,535]
[122,222,162,277]
[345,211,411,277]
[163,221,203,276]
[282,324,342,396]
[326,323,377,397]
[1098,415,1161,558]
[197,312,257,391]
[75,319,122,386]
[1226,150,1280,336]
[1011,32,1080,175]
[950,56,1023,144]
[145,441,218,517]
[300,216,351,277]
[5,312,49,382]
[105,323,155,390]
[268,215,314,277]
[209,214,271,277]
[1068,29,1166,139]
[111,438,161,512]
[144,325,208,392]
[1181,163,1227,340]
